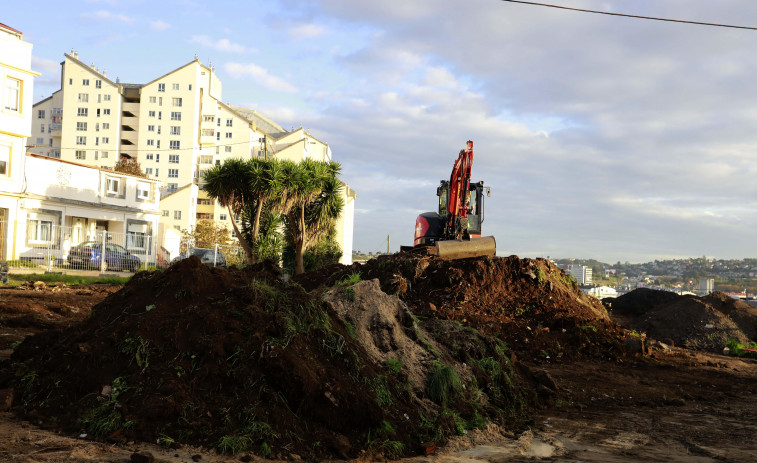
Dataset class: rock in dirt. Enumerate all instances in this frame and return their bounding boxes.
[0,388,13,411]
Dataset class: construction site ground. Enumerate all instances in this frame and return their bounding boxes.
[0,255,756,462]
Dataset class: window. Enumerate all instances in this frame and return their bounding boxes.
[102,151,108,158]
[172,98,182,107]
[96,80,102,88]
[170,126,180,135]
[147,140,155,146]
[174,225,181,231]
[102,137,109,144]
[94,151,99,159]
[169,141,180,150]
[197,198,213,205]
[149,96,156,103]
[28,216,53,243]
[157,126,161,134]
[168,183,178,191]
[226,119,232,127]
[202,129,213,137]
[226,132,232,138]
[162,210,169,217]
[76,136,86,145]
[220,214,227,221]
[69,78,72,85]
[137,182,151,199]
[103,109,110,115]
[78,93,88,102]
[203,115,214,122]
[148,110,156,117]
[36,137,44,144]
[97,94,102,103]
[95,137,99,146]
[154,168,159,176]
[146,153,154,160]
[4,77,21,112]
[217,118,220,127]
[170,112,181,121]
[158,111,162,120]
[82,79,90,86]
[169,154,179,163]
[0,144,9,176]
[103,94,110,101]
[156,154,160,162]
[37,110,45,119]
[95,123,99,131]
[172,83,179,90]
[148,125,155,132]
[77,108,88,116]
[159,97,162,106]
[106,177,120,194]
[145,167,153,175]
[40,124,45,133]
[225,146,232,153]
[188,84,192,90]
[216,132,220,140]
[75,150,86,160]
[103,123,110,130]
[158,83,165,92]
[156,140,160,149]
[76,122,87,131]
[174,210,182,220]
[168,169,178,178]
[96,109,100,117]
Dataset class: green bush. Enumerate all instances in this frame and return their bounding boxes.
[427,362,462,407]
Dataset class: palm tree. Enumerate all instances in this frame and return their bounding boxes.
[203,158,256,263]
[283,159,344,275]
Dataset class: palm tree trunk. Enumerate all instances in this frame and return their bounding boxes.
[227,204,256,264]
[252,199,264,243]
[294,204,306,275]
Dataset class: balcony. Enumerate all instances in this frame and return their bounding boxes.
[121,130,138,146]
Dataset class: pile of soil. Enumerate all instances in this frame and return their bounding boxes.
[703,291,757,340]
[604,288,681,315]
[1,256,540,460]
[298,253,627,360]
[603,290,757,352]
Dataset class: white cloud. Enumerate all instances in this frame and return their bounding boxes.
[150,20,170,31]
[190,35,247,54]
[223,62,298,93]
[79,10,134,24]
[289,24,326,40]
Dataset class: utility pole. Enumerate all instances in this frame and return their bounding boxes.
[387,234,390,254]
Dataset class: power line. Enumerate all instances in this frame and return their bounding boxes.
[499,0,757,31]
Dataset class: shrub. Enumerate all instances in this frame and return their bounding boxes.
[427,362,462,407]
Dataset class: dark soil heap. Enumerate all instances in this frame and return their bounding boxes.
[603,289,757,352]
[298,253,627,360]
[2,256,540,460]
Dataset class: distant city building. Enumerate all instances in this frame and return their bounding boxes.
[583,286,617,300]
[698,278,714,296]
[567,264,593,285]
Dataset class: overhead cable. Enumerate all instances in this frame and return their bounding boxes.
[500,0,757,31]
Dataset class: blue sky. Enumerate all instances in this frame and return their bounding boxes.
[6,0,757,263]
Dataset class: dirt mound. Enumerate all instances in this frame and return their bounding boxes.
[702,292,757,340]
[298,253,626,360]
[2,256,536,460]
[605,288,681,315]
[634,295,750,352]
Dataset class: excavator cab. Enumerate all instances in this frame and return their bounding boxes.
[436,180,489,237]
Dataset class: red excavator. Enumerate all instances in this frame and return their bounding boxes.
[412,140,497,259]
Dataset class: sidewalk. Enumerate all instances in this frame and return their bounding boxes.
[7,265,135,279]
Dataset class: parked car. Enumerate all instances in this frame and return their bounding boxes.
[67,241,141,272]
[172,248,227,267]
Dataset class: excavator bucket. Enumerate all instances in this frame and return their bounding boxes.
[431,236,496,260]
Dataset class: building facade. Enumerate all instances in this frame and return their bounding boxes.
[31,53,355,264]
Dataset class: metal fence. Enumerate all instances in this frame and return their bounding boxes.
[0,220,249,273]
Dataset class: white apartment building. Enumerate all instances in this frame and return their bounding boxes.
[0,23,40,259]
[31,53,355,264]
